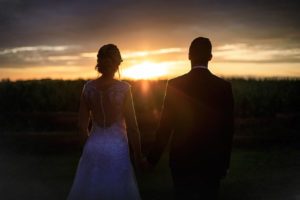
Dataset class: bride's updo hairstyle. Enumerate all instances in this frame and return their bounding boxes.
[95,44,122,75]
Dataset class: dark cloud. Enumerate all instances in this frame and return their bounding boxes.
[0,0,300,69]
[1,0,300,46]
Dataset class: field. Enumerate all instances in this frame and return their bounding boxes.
[0,131,299,200]
[0,78,299,200]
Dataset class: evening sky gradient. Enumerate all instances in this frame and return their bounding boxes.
[1,0,300,79]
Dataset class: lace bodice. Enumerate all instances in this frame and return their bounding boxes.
[82,80,129,127]
[82,79,139,137]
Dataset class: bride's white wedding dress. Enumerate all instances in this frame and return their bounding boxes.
[67,80,141,200]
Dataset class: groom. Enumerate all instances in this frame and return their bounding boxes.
[147,37,234,200]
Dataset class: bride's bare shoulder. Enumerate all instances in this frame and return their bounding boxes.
[117,79,130,86]
[119,80,131,90]
[87,78,108,89]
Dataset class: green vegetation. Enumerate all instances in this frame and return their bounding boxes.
[0,78,299,132]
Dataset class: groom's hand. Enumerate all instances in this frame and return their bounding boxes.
[134,154,154,173]
[221,169,230,179]
[134,153,146,172]
[140,157,154,173]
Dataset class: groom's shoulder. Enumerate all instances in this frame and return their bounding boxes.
[168,73,189,86]
[211,73,232,88]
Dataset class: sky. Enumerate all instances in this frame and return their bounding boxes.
[0,0,300,80]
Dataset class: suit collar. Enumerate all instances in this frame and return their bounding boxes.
[189,66,211,74]
[192,65,207,70]
[187,67,212,79]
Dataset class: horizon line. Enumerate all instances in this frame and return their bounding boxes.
[1,75,300,82]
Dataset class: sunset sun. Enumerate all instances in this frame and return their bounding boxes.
[121,61,168,80]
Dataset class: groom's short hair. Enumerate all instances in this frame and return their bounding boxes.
[189,37,212,62]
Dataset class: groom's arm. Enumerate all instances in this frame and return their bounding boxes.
[148,81,174,166]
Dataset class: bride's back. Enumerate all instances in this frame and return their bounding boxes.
[83,79,130,128]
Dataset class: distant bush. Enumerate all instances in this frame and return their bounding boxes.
[0,79,85,112]
[0,78,299,131]
[229,78,300,118]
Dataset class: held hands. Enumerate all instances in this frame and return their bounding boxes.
[221,169,230,179]
[134,152,154,173]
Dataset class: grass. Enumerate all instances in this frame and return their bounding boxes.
[0,133,299,200]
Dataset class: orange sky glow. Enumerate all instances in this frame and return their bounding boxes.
[1,0,300,81]
[1,44,300,81]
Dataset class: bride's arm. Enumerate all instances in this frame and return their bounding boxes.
[78,88,90,141]
[123,87,143,160]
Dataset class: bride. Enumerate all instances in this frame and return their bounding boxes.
[67,44,143,200]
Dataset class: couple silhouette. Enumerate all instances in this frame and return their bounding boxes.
[66,37,234,200]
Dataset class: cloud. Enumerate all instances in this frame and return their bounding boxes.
[214,43,300,63]
[0,46,186,68]
[1,42,300,70]
[0,46,72,55]
[122,48,184,58]
[0,45,82,67]
[1,0,300,48]
[81,48,186,59]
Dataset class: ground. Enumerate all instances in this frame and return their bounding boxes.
[0,132,299,200]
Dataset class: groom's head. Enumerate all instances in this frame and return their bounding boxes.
[189,37,212,66]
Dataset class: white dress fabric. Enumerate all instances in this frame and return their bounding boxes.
[67,80,141,200]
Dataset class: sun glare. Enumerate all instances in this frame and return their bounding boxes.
[121,61,168,79]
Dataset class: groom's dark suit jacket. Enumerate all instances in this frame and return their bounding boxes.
[148,68,234,178]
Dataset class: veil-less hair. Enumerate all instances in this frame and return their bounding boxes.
[95,44,122,77]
